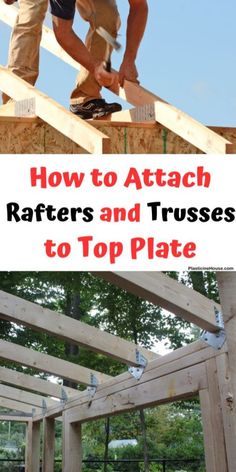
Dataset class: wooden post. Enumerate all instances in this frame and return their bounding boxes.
[25,420,41,472]
[216,353,236,471]
[42,418,55,472]
[199,358,228,472]
[62,411,82,472]
[215,272,236,472]
[216,272,236,397]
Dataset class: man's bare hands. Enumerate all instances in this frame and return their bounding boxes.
[4,0,16,4]
[119,57,139,87]
[94,62,119,88]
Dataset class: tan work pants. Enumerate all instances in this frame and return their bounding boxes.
[3,0,120,105]
[71,0,121,104]
[2,0,48,104]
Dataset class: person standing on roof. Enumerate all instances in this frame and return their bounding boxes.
[3,0,148,119]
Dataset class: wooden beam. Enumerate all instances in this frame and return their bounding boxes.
[26,420,41,472]
[66,364,207,424]
[97,272,220,332]
[35,339,219,421]
[0,384,57,408]
[63,414,82,472]
[154,101,233,154]
[0,340,111,386]
[199,389,218,472]
[216,353,236,472]
[0,290,158,365]
[0,66,110,153]
[0,396,42,415]
[205,358,228,471]
[0,366,78,399]
[216,272,236,400]
[43,418,55,472]
[0,415,32,422]
[1,2,232,153]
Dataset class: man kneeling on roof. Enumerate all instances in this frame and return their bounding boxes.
[3,0,148,120]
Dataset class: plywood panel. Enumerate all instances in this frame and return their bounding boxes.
[0,118,236,154]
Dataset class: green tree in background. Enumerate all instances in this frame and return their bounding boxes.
[0,270,218,471]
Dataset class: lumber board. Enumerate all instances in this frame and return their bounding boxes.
[34,340,225,421]
[98,272,220,332]
[154,101,233,154]
[0,384,57,408]
[0,1,233,154]
[0,396,42,415]
[0,366,78,399]
[66,363,207,424]
[0,290,158,365]
[0,66,110,153]
[0,102,15,117]
[26,421,41,472]
[199,389,218,472]
[0,415,32,422]
[43,418,55,472]
[0,340,111,386]
[216,353,236,472]
[1,118,236,154]
[205,358,228,471]
[216,272,236,399]
[63,415,82,472]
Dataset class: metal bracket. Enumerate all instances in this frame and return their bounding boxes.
[135,349,147,367]
[90,373,98,387]
[128,350,147,380]
[15,97,36,116]
[86,386,97,399]
[128,366,145,381]
[60,388,68,404]
[42,399,47,416]
[201,307,226,350]
[86,373,98,400]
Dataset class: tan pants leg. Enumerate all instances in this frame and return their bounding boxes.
[2,0,48,104]
[70,0,120,105]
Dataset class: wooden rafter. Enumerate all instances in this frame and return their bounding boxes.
[0,67,111,154]
[65,363,207,424]
[0,384,57,408]
[0,290,158,366]
[0,396,42,415]
[0,1,233,154]
[34,340,226,422]
[0,415,32,422]
[0,340,111,386]
[0,366,79,399]
[97,272,221,332]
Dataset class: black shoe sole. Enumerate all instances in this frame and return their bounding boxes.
[70,103,122,120]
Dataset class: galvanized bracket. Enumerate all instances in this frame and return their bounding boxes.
[15,97,36,116]
[42,399,47,416]
[60,388,68,404]
[201,307,226,350]
[86,373,98,400]
[135,349,148,367]
[128,350,147,380]
[128,366,145,381]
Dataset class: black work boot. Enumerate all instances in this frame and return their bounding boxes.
[70,98,122,119]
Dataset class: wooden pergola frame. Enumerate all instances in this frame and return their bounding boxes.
[0,0,234,154]
[0,271,235,471]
